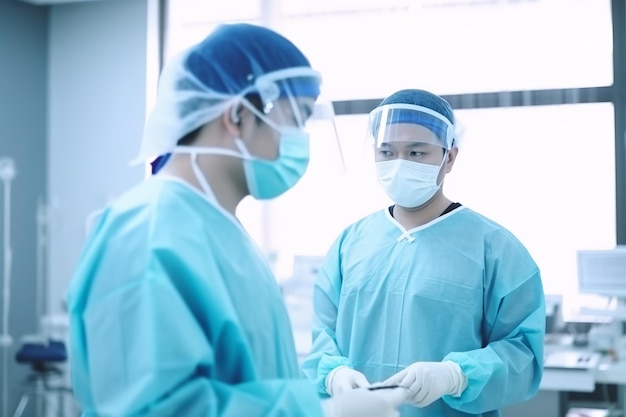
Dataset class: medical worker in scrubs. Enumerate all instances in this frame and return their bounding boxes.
[302,89,545,417]
[66,24,405,417]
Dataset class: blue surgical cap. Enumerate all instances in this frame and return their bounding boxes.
[185,23,320,99]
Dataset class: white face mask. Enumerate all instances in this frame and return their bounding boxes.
[375,157,445,208]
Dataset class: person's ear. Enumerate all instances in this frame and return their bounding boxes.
[445,147,459,173]
[223,105,243,137]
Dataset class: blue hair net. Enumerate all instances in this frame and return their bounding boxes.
[185,24,320,99]
[137,23,322,172]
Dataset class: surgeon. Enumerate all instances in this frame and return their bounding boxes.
[302,89,546,417]
[66,24,406,417]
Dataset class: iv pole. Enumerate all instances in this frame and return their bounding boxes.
[0,158,15,417]
[36,198,47,334]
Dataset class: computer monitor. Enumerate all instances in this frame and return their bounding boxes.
[577,246,626,298]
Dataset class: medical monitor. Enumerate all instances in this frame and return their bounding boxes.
[577,246,626,297]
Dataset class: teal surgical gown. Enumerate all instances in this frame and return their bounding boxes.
[67,177,324,417]
[302,206,545,417]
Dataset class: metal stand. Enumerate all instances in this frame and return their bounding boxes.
[12,364,73,417]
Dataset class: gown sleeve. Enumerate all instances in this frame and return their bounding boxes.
[442,233,545,414]
[302,237,353,396]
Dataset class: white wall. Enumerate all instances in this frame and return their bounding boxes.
[47,0,151,314]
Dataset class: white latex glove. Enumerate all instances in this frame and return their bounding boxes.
[325,366,370,396]
[321,387,407,417]
[381,361,467,408]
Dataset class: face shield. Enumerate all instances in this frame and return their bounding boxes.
[221,68,342,199]
[367,103,454,167]
[235,67,338,145]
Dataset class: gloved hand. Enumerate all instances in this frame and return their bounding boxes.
[381,361,467,407]
[325,366,370,396]
[321,387,407,417]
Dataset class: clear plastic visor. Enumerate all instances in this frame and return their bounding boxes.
[240,70,343,166]
[244,67,337,131]
[367,103,454,151]
[242,68,323,131]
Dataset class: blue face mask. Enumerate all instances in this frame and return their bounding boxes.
[238,127,310,199]
[172,127,310,202]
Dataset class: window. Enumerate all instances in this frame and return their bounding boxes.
[166,1,613,99]
[279,0,612,99]
[164,0,260,61]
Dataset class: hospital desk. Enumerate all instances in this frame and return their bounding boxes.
[503,334,626,417]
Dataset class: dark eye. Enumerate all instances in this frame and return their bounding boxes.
[410,151,424,157]
[379,150,393,157]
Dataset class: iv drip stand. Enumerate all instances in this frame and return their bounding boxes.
[0,158,16,417]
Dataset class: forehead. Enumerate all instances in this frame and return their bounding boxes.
[378,123,443,146]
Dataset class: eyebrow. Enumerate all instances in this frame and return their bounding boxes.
[380,142,430,148]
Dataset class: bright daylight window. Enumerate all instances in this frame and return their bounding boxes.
[279,0,612,99]
[164,0,261,62]
[164,0,616,301]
